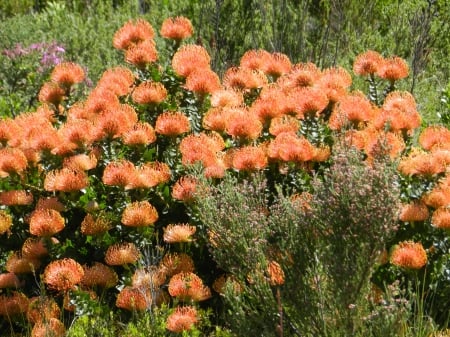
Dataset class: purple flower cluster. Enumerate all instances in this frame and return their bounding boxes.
[2,41,65,72]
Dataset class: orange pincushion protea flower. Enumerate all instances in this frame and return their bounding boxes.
[364,130,405,161]
[250,85,291,122]
[155,111,191,136]
[125,39,158,68]
[43,258,84,292]
[422,182,450,209]
[50,62,85,86]
[0,190,33,206]
[224,107,263,140]
[376,56,409,81]
[315,67,352,102]
[0,210,12,235]
[58,118,97,146]
[35,197,65,212]
[329,92,374,130]
[132,81,167,105]
[269,115,300,136]
[168,272,211,302]
[44,168,89,192]
[113,19,155,50]
[390,241,427,270]
[166,306,199,333]
[277,62,321,89]
[81,262,118,288]
[179,132,224,167]
[80,213,112,235]
[133,161,171,188]
[240,49,272,71]
[184,69,221,95]
[95,104,138,139]
[230,146,268,171]
[160,16,193,41]
[172,176,198,202]
[431,207,450,230]
[210,89,244,108]
[132,266,167,289]
[96,66,135,96]
[0,273,21,289]
[203,107,228,132]
[6,253,41,274]
[266,260,285,286]
[63,153,98,171]
[38,82,65,105]
[399,201,429,222]
[164,223,196,243]
[31,317,65,337]
[105,242,140,266]
[397,148,446,177]
[116,286,150,311]
[27,296,61,325]
[102,160,138,189]
[0,147,28,177]
[160,252,195,277]
[121,201,159,227]
[288,86,329,119]
[419,125,450,151]
[122,122,157,146]
[29,209,65,237]
[222,67,268,91]
[264,52,292,78]
[22,237,49,259]
[172,44,211,77]
[0,292,29,317]
[353,50,384,76]
[267,131,315,163]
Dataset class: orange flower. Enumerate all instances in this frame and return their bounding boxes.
[134,161,171,188]
[29,209,65,237]
[315,67,352,102]
[168,272,211,302]
[125,39,158,68]
[277,62,321,89]
[132,81,167,105]
[0,273,21,289]
[329,92,374,130]
[31,317,65,337]
[269,115,300,136]
[38,81,65,105]
[63,153,98,171]
[240,49,272,71]
[263,52,292,78]
[164,223,196,243]
[419,125,450,151]
[121,201,159,227]
[6,252,41,274]
[35,197,64,212]
[210,89,244,108]
[166,306,199,333]
[230,146,268,171]
[105,242,140,266]
[0,147,28,177]
[22,237,49,259]
[102,160,138,189]
[95,104,138,139]
[155,111,191,136]
[312,145,331,162]
[202,107,228,132]
[422,177,450,209]
[267,131,315,162]
[184,68,221,95]
[250,85,291,122]
[364,130,405,160]
[113,19,155,50]
[288,86,329,119]
[398,148,446,177]
[50,62,85,86]
[0,292,29,317]
[80,213,112,235]
[224,107,263,140]
[122,122,157,146]
[266,260,285,286]
[160,252,195,277]
[43,258,84,292]
[172,176,198,202]
[81,262,118,288]
[390,241,427,270]
[172,44,211,77]
[223,67,268,90]
[96,66,135,97]
[399,201,429,222]
[0,210,12,235]
[353,50,384,76]
[160,16,194,41]
[431,207,450,230]
[376,56,409,81]
[179,132,224,167]
[132,266,167,289]
[27,296,61,325]
[44,168,89,192]
[0,190,33,206]
[58,118,97,146]
[116,286,150,311]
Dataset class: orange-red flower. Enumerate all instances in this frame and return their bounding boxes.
[44,168,89,192]
[125,39,158,68]
[132,266,167,289]
[43,258,84,292]
[168,272,211,302]
[277,62,321,89]
[166,306,199,333]
[160,252,195,277]
[288,86,329,119]
[224,107,263,140]
[50,62,85,86]
[250,85,291,122]
[155,111,191,136]
[0,147,28,177]
[95,104,138,139]
[210,89,244,108]
[113,19,155,50]
[431,207,450,230]
[29,209,65,237]
[230,146,268,171]
[0,190,33,206]
[133,161,171,188]
[105,242,140,266]
[160,16,194,41]
[266,260,285,286]
[58,118,98,146]
[269,115,300,136]
[399,201,429,222]
[164,223,196,243]
[179,132,224,167]
[390,241,427,269]
[22,237,49,259]
[38,81,65,105]
[121,201,159,227]
[81,262,118,288]
[31,317,65,337]
[315,67,352,102]
[63,153,98,171]
[353,50,384,76]
[172,176,198,202]
[240,49,272,71]
[329,92,374,130]
[263,52,292,78]
[0,273,21,289]
[0,292,29,317]
[172,44,211,77]
[222,67,268,91]
[0,210,12,235]
[376,56,409,81]
[102,160,138,189]
[122,122,157,146]
[116,286,150,311]
[27,296,61,325]
[80,213,112,236]
[267,131,315,162]
[398,148,446,177]
[419,125,450,151]
[96,66,135,97]
[202,107,228,132]
[6,252,41,274]
[184,69,221,95]
[132,81,167,105]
